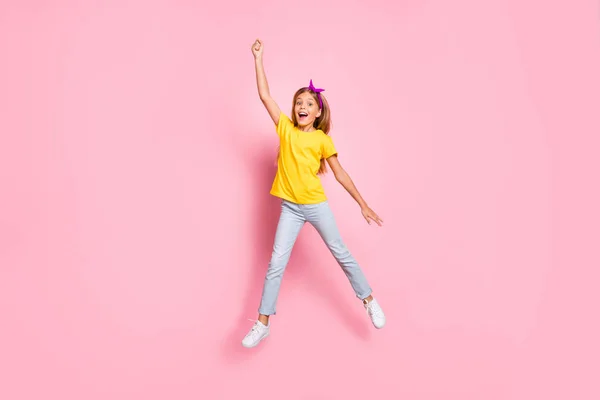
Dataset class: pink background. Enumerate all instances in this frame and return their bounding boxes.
[1,1,599,399]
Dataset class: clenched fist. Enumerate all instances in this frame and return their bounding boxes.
[251,39,264,59]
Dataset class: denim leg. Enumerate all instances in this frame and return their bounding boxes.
[258,201,305,315]
[305,201,373,300]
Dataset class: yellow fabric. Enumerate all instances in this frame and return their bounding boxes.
[270,112,337,204]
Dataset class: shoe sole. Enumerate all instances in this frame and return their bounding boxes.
[241,332,269,348]
[372,319,386,329]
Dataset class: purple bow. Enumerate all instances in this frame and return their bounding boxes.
[308,79,324,109]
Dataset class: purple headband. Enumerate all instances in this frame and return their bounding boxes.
[308,79,324,109]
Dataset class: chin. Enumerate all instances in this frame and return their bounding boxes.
[297,119,312,127]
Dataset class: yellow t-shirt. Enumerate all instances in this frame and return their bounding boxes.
[270,112,337,204]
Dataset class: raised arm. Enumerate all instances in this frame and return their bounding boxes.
[251,39,281,125]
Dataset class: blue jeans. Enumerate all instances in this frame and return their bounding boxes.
[258,200,373,315]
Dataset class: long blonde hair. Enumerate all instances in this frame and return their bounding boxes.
[276,86,333,175]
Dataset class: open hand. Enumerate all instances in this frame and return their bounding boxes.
[361,206,383,226]
[251,39,263,58]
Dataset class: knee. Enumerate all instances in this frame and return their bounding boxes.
[331,245,356,265]
[266,252,288,279]
[335,251,354,265]
[326,239,349,257]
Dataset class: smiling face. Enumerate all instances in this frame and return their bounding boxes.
[294,91,322,131]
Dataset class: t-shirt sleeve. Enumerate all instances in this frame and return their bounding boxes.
[322,135,337,159]
[276,112,293,139]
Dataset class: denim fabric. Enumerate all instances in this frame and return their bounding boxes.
[258,200,372,315]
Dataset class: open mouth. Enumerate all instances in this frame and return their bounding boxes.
[298,112,308,119]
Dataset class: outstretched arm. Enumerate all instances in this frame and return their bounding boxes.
[326,155,383,226]
[251,39,281,125]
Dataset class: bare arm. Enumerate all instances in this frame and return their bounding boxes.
[251,39,281,125]
[326,155,383,226]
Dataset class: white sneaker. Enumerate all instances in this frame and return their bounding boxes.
[242,320,270,348]
[364,298,386,329]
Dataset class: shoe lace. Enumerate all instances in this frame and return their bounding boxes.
[247,319,262,337]
[366,302,383,318]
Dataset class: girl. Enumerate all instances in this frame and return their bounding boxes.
[242,39,386,348]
